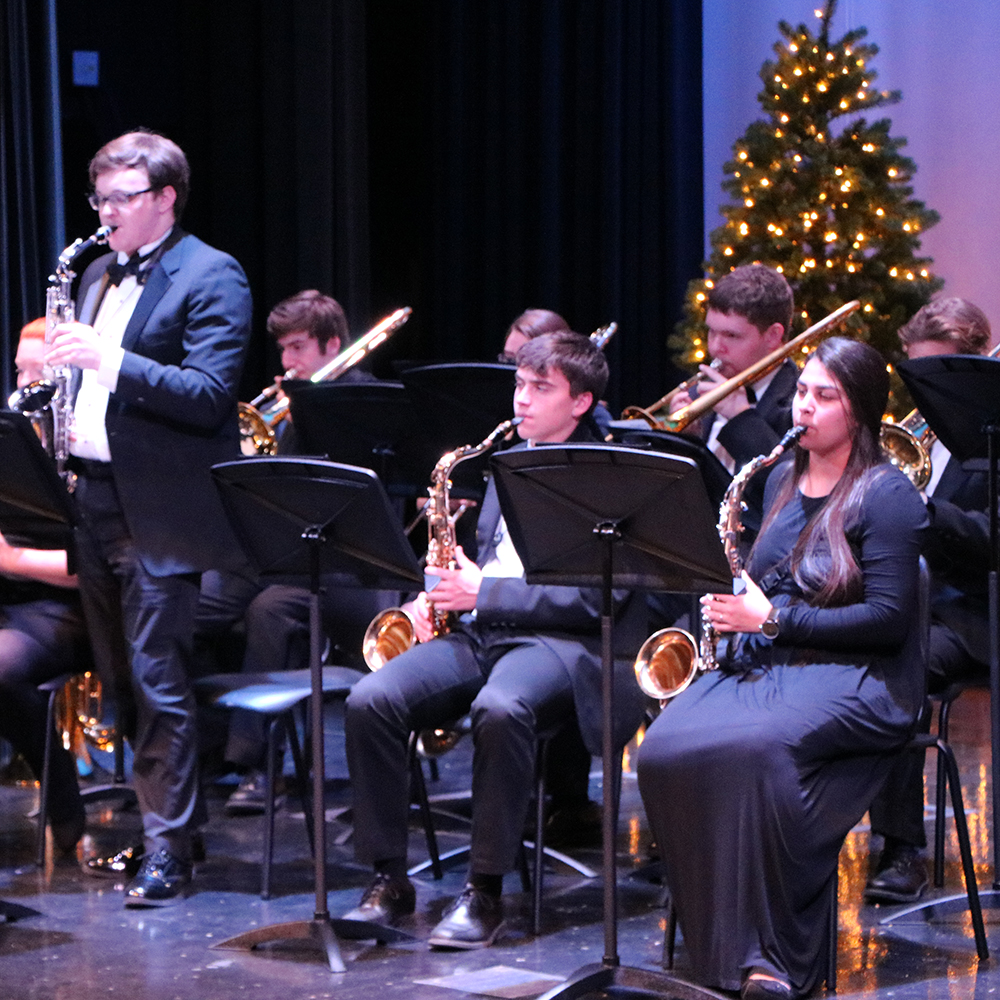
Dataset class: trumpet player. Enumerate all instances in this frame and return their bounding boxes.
[45,130,252,907]
[866,297,993,905]
[671,265,797,488]
[342,331,646,947]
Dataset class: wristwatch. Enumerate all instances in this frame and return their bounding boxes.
[759,606,781,639]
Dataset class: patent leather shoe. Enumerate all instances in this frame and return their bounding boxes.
[341,873,416,925]
[864,842,928,904]
[86,832,205,880]
[124,849,192,907]
[428,884,504,949]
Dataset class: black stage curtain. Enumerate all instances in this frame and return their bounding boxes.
[3,0,701,410]
[369,0,703,411]
[0,0,52,395]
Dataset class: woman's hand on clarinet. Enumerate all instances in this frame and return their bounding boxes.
[701,572,772,633]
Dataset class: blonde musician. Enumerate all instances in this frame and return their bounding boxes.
[0,320,90,854]
[866,298,993,904]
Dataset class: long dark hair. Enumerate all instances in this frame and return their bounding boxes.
[756,337,889,606]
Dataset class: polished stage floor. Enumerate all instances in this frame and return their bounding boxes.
[1,691,997,1000]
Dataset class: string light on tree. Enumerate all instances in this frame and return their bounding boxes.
[674,0,941,412]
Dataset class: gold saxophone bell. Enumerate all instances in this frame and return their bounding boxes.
[362,607,417,670]
[880,420,931,490]
[633,627,701,702]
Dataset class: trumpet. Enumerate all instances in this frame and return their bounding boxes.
[238,306,412,455]
[621,300,861,433]
[634,424,806,702]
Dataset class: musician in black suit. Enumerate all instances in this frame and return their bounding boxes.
[866,297,993,903]
[669,264,797,483]
[223,290,387,815]
[47,130,252,905]
[341,331,646,948]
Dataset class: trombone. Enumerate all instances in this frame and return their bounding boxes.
[620,300,861,433]
[238,306,412,455]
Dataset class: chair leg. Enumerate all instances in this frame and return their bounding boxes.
[261,715,283,900]
[933,697,957,887]
[36,687,61,867]
[287,706,315,856]
[532,738,550,936]
[662,896,677,970]
[827,872,838,991]
[935,737,989,960]
[410,734,443,880]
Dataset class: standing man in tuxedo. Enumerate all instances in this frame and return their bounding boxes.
[866,297,993,903]
[341,331,646,948]
[47,130,252,905]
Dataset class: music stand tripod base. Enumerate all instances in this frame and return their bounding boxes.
[213,916,416,972]
[535,963,732,1000]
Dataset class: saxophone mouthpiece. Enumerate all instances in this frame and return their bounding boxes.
[96,225,114,241]
[510,416,523,426]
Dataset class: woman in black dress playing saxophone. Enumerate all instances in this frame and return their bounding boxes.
[637,337,928,1000]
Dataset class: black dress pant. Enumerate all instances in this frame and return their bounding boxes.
[74,473,201,860]
[345,626,577,877]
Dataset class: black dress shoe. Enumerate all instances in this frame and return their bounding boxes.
[86,832,206,880]
[741,974,794,1000]
[123,850,192,907]
[51,802,87,854]
[544,800,603,850]
[428,884,504,949]
[864,842,928,904]
[85,843,145,879]
[341,873,416,925]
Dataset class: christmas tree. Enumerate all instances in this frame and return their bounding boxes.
[675,0,942,399]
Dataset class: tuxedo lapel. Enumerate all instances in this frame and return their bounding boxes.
[476,484,504,567]
[121,265,170,353]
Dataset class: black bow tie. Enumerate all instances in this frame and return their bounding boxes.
[106,252,152,287]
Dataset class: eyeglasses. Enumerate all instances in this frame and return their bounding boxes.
[87,187,153,211]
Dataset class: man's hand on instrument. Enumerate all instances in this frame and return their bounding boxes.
[701,573,771,633]
[404,594,436,644]
[46,322,106,371]
[425,545,481,613]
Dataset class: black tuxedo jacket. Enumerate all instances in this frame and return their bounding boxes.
[75,230,253,576]
[468,430,647,755]
[926,455,990,666]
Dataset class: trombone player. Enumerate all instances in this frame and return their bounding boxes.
[670,264,798,493]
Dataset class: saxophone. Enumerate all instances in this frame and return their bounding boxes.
[9,227,112,481]
[633,424,805,702]
[362,416,522,669]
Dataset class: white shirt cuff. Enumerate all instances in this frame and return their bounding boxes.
[96,346,125,392]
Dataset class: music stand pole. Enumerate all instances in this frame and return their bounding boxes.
[492,444,733,1000]
[209,458,423,971]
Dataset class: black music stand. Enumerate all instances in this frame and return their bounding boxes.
[0,412,136,853]
[884,355,1000,924]
[210,458,423,972]
[399,363,516,496]
[284,381,432,499]
[491,444,732,1000]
